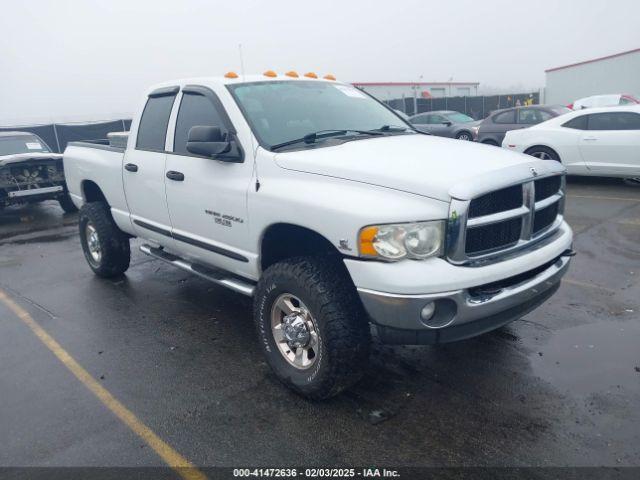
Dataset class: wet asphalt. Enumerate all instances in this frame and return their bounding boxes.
[0,177,639,469]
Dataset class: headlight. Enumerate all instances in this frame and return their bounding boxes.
[358,221,445,261]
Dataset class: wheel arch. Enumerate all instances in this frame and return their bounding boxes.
[81,180,108,205]
[259,223,342,272]
[524,145,561,162]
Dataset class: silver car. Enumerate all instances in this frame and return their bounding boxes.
[409,110,480,141]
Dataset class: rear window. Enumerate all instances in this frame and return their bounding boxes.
[136,94,176,151]
[562,115,588,130]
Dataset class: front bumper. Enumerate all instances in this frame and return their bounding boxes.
[357,253,570,344]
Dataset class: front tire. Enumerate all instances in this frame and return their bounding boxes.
[79,202,130,278]
[254,256,370,399]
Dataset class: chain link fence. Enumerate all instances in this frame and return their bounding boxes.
[383,92,540,119]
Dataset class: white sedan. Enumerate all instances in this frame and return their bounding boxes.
[502,105,640,179]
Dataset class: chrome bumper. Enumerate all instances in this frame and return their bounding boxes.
[7,185,63,198]
[358,253,571,345]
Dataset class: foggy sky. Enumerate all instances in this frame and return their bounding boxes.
[1,0,638,124]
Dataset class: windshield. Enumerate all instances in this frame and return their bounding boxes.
[445,112,475,123]
[0,135,51,156]
[227,81,412,149]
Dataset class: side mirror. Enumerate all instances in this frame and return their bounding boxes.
[186,125,242,162]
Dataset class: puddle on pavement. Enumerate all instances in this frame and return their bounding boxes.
[531,316,640,396]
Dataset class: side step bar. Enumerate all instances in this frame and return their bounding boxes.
[140,244,255,297]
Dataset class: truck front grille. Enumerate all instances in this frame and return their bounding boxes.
[447,174,565,264]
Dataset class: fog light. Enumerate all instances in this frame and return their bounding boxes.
[420,302,436,321]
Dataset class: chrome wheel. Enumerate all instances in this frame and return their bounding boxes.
[85,223,102,263]
[457,132,472,141]
[271,293,319,370]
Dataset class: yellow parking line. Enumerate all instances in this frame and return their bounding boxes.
[568,194,640,202]
[0,289,207,480]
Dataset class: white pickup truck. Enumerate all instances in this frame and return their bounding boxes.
[64,74,574,399]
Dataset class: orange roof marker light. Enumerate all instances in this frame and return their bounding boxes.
[285,71,299,78]
[224,71,239,79]
[304,72,318,79]
[323,74,336,81]
[263,70,277,78]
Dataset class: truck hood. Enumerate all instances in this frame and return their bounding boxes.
[274,134,565,201]
[0,152,62,167]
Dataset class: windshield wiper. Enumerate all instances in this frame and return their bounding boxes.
[369,124,417,133]
[271,129,383,151]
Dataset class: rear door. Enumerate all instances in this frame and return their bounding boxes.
[123,87,177,246]
[427,114,451,137]
[578,112,640,176]
[164,85,253,274]
[410,114,431,133]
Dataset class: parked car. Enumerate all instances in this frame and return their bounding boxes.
[503,105,640,180]
[64,74,573,399]
[0,131,77,212]
[477,105,572,146]
[570,94,639,110]
[409,110,479,140]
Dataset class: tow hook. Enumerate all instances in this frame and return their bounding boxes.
[561,249,577,258]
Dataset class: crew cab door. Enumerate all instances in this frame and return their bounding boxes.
[164,85,253,275]
[578,112,640,176]
[123,87,177,246]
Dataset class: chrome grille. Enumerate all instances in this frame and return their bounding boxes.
[447,174,565,264]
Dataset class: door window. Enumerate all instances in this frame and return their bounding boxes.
[562,115,588,130]
[411,114,429,124]
[588,112,640,131]
[429,115,447,124]
[136,94,176,151]
[518,109,553,124]
[173,93,227,155]
[493,110,516,124]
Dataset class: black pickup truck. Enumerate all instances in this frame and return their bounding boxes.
[0,131,76,212]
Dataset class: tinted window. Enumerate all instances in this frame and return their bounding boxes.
[136,94,176,151]
[562,115,588,130]
[411,114,429,124]
[588,112,640,131]
[446,112,474,123]
[493,110,516,124]
[173,93,227,155]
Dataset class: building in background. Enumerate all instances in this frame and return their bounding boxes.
[544,48,640,105]
[352,81,480,101]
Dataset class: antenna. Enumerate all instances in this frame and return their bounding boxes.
[238,43,246,80]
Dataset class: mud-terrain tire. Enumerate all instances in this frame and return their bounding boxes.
[79,202,130,278]
[254,256,370,400]
[58,193,79,213]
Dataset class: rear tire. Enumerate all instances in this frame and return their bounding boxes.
[79,202,130,278]
[254,256,370,399]
[525,146,560,162]
[58,193,79,214]
[482,139,499,146]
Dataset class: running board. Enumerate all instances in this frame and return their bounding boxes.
[139,244,255,297]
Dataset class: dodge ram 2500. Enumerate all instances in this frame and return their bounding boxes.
[64,74,574,399]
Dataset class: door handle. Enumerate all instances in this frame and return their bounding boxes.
[124,163,138,172]
[166,171,185,181]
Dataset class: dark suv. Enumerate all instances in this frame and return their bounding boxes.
[477,105,571,146]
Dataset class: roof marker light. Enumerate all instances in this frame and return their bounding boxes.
[285,71,299,78]
[263,70,277,78]
[323,74,336,80]
[304,72,318,79]
[224,71,239,79]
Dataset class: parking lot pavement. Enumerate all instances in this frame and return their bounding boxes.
[0,177,639,470]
